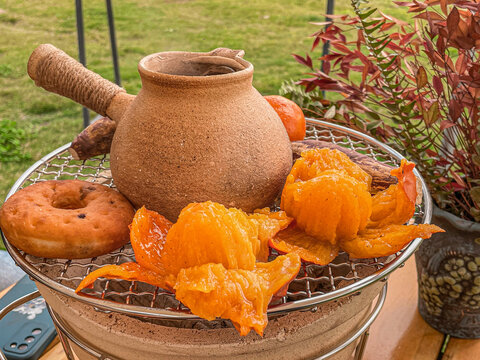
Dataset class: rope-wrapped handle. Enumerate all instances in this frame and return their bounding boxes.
[28,44,125,116]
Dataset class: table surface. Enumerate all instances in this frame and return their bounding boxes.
[1,256,479,360]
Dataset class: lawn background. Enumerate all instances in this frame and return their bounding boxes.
[0,0,408,201]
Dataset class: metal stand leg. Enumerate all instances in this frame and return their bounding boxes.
[47,305,77,360]
[321,0,335,96]
[75,0,121,128]
[75,0,90,129]
[354,328,370,360]
[322,0,335,57]
[106,0,121,87]
[314,284,387,360]
[47,306,109,359]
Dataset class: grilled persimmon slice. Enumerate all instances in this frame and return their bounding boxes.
[77,203,293,295]
[340,224,444,259]
[162,201,256,274]
[369,159,417,228]
[276,149,444,261]
[162,201,292,275]
[174,253,301,336]
[281,169,371,245]
[75,262,175,293]
[247,208,293,261]
[270,225,339,265]
[130,206,172,274]
[252,252,301,296]
[289,148,372,189]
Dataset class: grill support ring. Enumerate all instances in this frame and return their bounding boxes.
[1,119,431,320]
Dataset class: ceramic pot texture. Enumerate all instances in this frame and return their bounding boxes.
[110,51,292,221]
[37,282,383,360]
[415,206,480,338]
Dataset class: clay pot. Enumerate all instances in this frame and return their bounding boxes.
[37,281,384,360]
[415,206,480,338]
[27,45,292,220]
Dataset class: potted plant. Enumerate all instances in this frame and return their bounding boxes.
[289,0,480,338]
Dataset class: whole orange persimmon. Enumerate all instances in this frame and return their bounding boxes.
[264,95,306,141]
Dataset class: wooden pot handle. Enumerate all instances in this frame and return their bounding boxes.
[27,44,126,117]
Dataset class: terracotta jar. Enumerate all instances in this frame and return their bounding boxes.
[36,280,384,360]
[27,45,292,220]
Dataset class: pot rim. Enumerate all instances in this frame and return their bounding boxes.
[138,50,254,87]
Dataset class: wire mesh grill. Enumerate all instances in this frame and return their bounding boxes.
[3,119,430,321]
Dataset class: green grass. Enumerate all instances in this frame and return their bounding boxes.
[0,0,412,249]
[0,0,322,201]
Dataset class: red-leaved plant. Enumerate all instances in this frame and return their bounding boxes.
[292,0,480,222]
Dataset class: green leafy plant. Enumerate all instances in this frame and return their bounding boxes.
[293,0,480,222]
[279,79,327,118]
[0,120,30,163]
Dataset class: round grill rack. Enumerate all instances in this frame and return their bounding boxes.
[2,118,432,320]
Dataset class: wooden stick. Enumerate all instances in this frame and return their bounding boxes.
[69,117,116,160]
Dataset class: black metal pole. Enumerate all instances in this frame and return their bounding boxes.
[106,0,121,86]
[321,0,335,98]
[75,0,90,129]
[322,0,335,59]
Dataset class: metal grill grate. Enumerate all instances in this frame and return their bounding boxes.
[3,119,430,320]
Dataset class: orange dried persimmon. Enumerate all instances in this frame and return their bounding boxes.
[340,224,444,259]
[76,204,300,337]
[288,148,372,189]
[276,149,444,262]
[175,263,269,336]
[247,208,293,261]
[281,169,371,245]
[75,262,175,293]
[130,206,172,274]
[369,159,417,228]
[174,253,301,336]
[252,252,301,296]
[392,159,417,204]
[162,201,292,276]
[339,159,445,258]
[163,201,257,274]
[270,225,339,265]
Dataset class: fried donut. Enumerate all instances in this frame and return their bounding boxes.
[0,180,135,259]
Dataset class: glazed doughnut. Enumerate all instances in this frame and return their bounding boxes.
[0,180,135,259]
